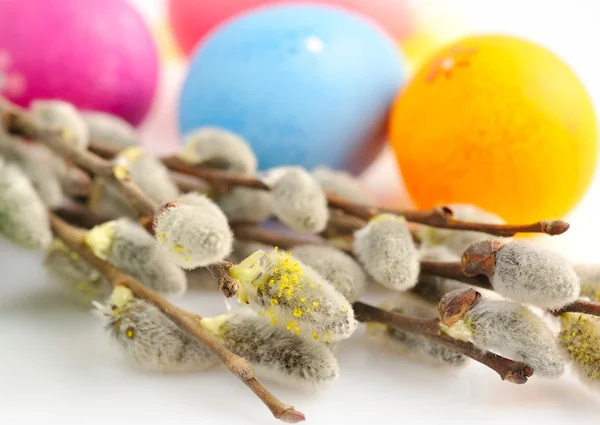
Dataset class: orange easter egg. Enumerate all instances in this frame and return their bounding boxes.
[389,35,598,224]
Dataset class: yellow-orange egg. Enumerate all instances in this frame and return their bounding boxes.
[389,35,598,224]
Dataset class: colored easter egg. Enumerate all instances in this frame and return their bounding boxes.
[389,35,598,224]
[0,0,159,125]
[168,0,415,56]
[178,3,407,173]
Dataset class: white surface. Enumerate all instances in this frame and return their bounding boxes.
[3,1,600,424]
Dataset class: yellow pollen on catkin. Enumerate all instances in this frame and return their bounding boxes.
[286,321,297,330]
[267,310,275,317]
[271,299,278,305]
[312,301,319,307]
[293,308,303,317]
[300,297,306,303]
[295,327,301,335]
[271,319,277,325]
[312,332,319,340]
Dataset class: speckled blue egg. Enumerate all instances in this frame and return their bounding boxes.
[177,3,407,173]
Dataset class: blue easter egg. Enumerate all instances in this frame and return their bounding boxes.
[178,3,407,174]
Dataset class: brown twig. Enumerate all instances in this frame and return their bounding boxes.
[553,300,600,316]
[419,260,493,289]
[0,105,238,297]
[49,213,305,423]
[88,139,570,238]
[1,108,156,218]
[420,259,600,318]
[352,301,533,384]
[232,224,332,251]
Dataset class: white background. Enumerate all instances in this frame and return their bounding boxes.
[2,1,600,424]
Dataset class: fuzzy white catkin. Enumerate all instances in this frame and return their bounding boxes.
[353,214,420,292]
[88,147,180,219]
[1,138,65,208]
[367,293,468,368]
[230,248,357,342]
[203,311,339,389]
[84,218,187,296]
[31,100,89,149]
[491,241,579,309]
[292,244,368,303]
[416,204,507,256]
[215,187,273,223]
[44,238,110,305]
[81,111,138,149]
[412,246,465,303]
[263,166,329,233]
[178,127,257,174]
[0,157,52,249]
[448,297,566,377]
[573,264,600,302]
[94,287,218,372]
[154,193,233,269]
[311,166,375,205]
[559,312,600,388]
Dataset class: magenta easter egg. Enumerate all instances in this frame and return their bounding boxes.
[0,0,159,125]
[168,0,416,56]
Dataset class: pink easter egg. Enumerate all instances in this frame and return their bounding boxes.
[168,0,416,56]
[0,0,159,125]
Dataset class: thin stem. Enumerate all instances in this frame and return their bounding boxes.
[232,224,331,250]
[352,301,533,384]
[1,107,156,218]
[553,300,600,316]
[87,139,570,238]
[421,259,600,318]
[0,105,237,297]
[419,260,492,289]
[49,213,304,423]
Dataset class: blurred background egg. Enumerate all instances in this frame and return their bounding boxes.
[0,0,159,125]
[168,0,416,57]
[177,3,407,173]
[389,34,598,224]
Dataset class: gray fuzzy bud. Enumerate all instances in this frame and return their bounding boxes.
[94,287,218,372]
[82,111,138,149]
[367,293,468,368]
[416,204,507,256]
[179,127,257,174]
[264,166,329,234]
[462,298,566,377]
[292,244,368,303]
[353,214,420,291]
[412,246,465,303]
[154,193,233,269]
[230,248,357,341]
[88,147,180,219]
[215,187,273,223]
[491,241,579,309]
[31,100,89,149]
[203,311,339,389]
[312,166,375,205]
[573,264,600,303]
[113,147,180,204]
[43,238,110,305]
[0,157,52,249]
[85,219,187,296]
[0,135,66,208]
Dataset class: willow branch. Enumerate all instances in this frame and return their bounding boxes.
[1,108,156,218]
[352,301,533,384]
[88,140,570,238]
[0,105,237,297]
[420,259,600,317]
[49,213,304,423]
